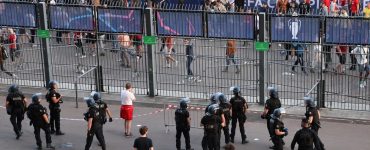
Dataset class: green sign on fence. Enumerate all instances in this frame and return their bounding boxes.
[37,29,50,38]
[255,42,270,51]
[143,36,156,45]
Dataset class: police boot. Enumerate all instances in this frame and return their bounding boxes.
[16,131,23,140]
[55,131,65,135]
[242,139,249,144]
[230,138,234,143]
[50,129,55,134]
[46,143,55,149]
[37,145,42,150]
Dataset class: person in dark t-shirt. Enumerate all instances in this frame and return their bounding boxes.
[133,126,154,150]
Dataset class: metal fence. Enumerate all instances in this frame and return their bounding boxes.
[0,1,369,111]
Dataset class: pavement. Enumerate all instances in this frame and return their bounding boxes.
[1,84,369,124]
[0,96,370,150]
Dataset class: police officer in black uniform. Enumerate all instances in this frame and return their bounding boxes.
[27,93,55,150]
[269,108,288,150]
[175,97,192,150]
[229,87,248,144]
[261,87,281,138]
[91,92,113,147]
[218,93,231,144]
[304,97,325,150]
[45,80,65,135]
[6,84,27,139]
[304,97,321,134]
[201,104,223,150]
[291,118,322,150]
[84,98,106,150]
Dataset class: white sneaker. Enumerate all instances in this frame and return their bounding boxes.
[166,63,170,68]
[80,55,86,58]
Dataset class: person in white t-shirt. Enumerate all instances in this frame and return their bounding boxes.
[351,45,369,88]
[120,83,136,136]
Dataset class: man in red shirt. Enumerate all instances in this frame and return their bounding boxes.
[324,0,331,8]
[8,28,17,62]
[335,46,348,74]
[350,0,359,15]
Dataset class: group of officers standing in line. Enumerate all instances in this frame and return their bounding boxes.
[174,86,326,150]
[5,81,113,150]
[5,80,325,150]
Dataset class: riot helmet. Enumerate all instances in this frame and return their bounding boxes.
[48,80,59,89]
[206,104,219,116]
[268,87,278,99]
[304,96,315,107]
[84,97,96,107]
[217,93,228,104]
[231,86,241,95]
[210,92,222,104]
[179,97,190,109]
[92,92,102,102]
[271,108,282,119]
[8,84,19,93]
[31,93,43,104]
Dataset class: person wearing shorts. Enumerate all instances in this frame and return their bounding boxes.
[334,45,347,74]
[351,45,369,88]
[120,83,136,137]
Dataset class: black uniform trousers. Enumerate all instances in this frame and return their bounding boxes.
[230,113,246,141]
[10,109,24,135]
[33,124,52,147]
[85,126,106,150]
[176,127,191,149]
[267,118,273,137]
[49,108,61,132]
[311,125,325,150]
[202,135,220,150]
[221,122,230,144]
[272,136,283,150]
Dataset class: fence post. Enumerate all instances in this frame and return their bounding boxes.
[38,2,52,88]
[94,66,104,92]
[145,8,156,97]
[258,13,266,106]
[316,80,326,109]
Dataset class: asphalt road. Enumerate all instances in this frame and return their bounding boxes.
[0,35,369,107]
[0,100,369,150]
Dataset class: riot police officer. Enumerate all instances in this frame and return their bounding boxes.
[27,93,55,150]
[218,93,231,144]
[91,92,113,124]
[304,97,321,134]
[6,84,27,139]
[45,80,64,135]
[269,108,288,150]
[304,97,325,150]
[261,87,281,138]
[84,98,106,150]
[201,104,224,150]
[175,97,192,150]
[229,87,248,144]
[291,118,322,150]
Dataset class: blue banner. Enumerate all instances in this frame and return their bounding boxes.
[97,8,142,33]
[270,16,320,43]
[156,11,204,37]
[325,18,370,45]
[207,13,254,39]
[246,0,320,10]
[49,5,94,31]
[0,2,36,28]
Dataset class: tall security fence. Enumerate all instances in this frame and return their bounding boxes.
[0,1,369,111]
